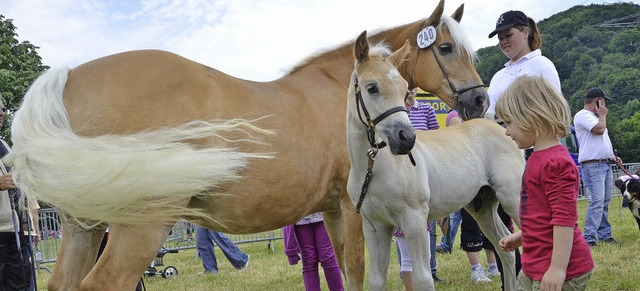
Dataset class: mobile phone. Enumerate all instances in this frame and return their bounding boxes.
[596,99,600,109]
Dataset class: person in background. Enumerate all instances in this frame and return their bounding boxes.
[0,96,33,291]
[283,212,344,291]
[195,225,250,274]
[485,10,561,124]
[573,87,621,247]
[497,75,593,291]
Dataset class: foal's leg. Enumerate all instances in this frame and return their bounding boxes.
[466,200,517,291]
[399,209,434,291]
[363,219,393,291]
[48,215,106,291]
[491,165,522,228]
[79,223,173,291]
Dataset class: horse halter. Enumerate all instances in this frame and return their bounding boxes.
[352,74,415,213]
[405,40,485,113]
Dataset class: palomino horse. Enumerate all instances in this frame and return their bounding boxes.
[7,0,487,290]
[346,32,524,290]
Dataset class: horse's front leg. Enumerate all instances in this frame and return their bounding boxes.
[341,196,365,290]
[48,215,106,291]
[400,209,434,290]
[322,203,348,287]
[362,218,392,291]
[80,222,173,291]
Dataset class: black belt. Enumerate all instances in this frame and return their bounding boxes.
[580,159,612,165]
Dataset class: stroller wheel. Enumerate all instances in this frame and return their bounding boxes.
[161,266,178,279]
[144,267,158,277]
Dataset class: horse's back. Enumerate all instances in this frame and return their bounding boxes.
[417,118,518,158]
[64,50,252,136]
[414,118,523,187]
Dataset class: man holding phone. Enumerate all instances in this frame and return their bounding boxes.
[574,87,621,247]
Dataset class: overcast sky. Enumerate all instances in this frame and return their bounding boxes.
[4,0,635,81]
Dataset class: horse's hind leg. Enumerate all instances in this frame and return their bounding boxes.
[491,164,523,228]
[80,223,173,291]
[48,215,106,291]
[465,197,517,291]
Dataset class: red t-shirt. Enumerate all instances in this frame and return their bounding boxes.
[520,145,594,281]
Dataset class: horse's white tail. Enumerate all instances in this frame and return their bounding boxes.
[6,68,272,227]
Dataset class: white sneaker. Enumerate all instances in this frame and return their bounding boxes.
[471,268,492,283]
[487,265,501,277]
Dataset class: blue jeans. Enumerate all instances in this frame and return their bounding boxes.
[438,210,461,250]
[195,226,249,272]
[581,162,614,243]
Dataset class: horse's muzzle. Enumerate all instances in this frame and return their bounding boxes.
[458,87,489,120]
[387,123,416,155]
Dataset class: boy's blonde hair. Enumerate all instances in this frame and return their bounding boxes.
[495,75,571,138]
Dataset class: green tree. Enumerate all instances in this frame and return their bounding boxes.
[0,14,49,141]
[608,28,640,55]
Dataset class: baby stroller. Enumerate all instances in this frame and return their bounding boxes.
[143,248,179,279]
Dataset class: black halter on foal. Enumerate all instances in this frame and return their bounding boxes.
[353,76,408,150]
[352,75,414,213]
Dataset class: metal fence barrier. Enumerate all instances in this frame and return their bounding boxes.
[35,209,283,270]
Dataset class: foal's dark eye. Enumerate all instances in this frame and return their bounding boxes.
[439,43,453,54]
[366,84,379,95]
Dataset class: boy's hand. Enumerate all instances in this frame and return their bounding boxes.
[499,231,522,252]
[540,266,566,291]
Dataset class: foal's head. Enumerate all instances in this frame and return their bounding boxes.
[348,31,416,155]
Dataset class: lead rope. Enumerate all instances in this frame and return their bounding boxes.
[356,147,378,213]
[352,75,416,213]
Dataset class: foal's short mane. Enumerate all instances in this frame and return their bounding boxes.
[369,42,393,58]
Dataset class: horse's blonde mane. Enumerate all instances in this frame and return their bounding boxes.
[288,16,477,76]
[440,16,478,63]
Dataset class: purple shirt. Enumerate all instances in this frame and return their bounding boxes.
[408,101,439,130]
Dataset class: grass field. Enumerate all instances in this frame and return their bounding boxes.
[35,196,640,290]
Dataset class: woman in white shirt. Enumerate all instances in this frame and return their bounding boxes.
[485,10,561,121]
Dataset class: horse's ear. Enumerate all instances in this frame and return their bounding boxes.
[354,30,370,64]
[451,4,464,23]
[426,0,445,26]
[388,40,412,68]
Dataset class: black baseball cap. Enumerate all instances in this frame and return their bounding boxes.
[488,10,529,38]
[585,87,611,100]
